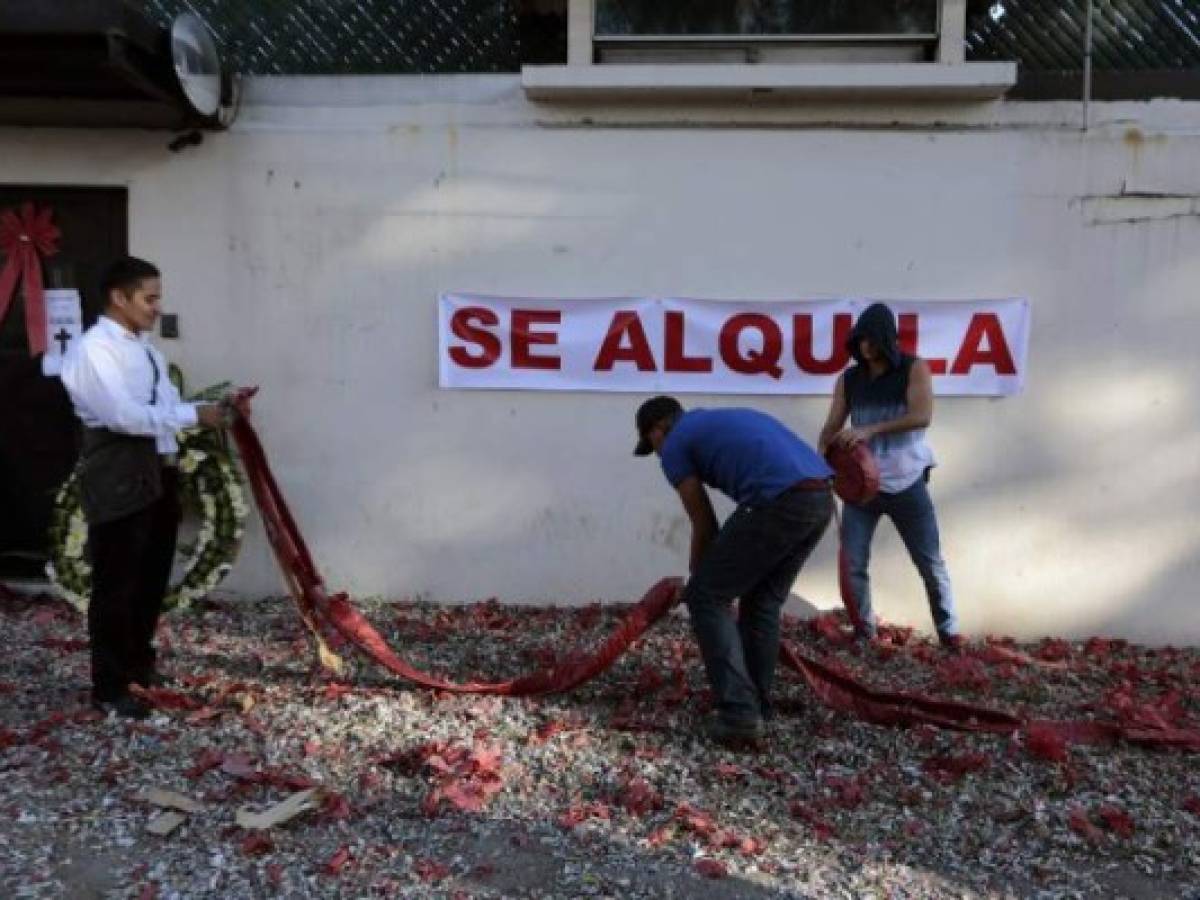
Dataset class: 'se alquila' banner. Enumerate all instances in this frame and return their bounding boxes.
[439,295,1030,396]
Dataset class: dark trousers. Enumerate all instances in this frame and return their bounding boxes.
[87,467,180,701]
[683,488,832,724]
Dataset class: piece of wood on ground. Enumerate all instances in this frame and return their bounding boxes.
[135,788,205,814]
[146,811,186,836]
[236,787,321,830]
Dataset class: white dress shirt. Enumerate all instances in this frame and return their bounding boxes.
[61,316,198,455]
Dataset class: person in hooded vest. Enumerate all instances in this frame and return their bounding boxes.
[61,256,237,719]
[818,302,962,649]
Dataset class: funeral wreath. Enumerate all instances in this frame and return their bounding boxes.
[47,374,248,612]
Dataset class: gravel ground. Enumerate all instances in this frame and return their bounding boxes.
[1,588,1199,900]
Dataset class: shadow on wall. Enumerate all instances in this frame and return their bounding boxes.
[217,132,1200,644]
[923,356,1200,643]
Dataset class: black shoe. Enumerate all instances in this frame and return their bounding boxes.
[131,670,172,690]
[92,694,151,721]
[704,715,764,748]
[854,629,878,646]
[940,634,967,655]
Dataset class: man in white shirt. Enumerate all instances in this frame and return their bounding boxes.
[61,256,232,719]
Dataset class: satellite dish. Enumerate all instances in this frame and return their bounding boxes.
[170,13,222,119]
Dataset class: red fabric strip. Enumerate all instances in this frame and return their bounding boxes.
[228,411,1200,753]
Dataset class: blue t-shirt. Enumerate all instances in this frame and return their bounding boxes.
[659,408,832,506]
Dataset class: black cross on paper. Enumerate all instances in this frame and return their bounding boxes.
[54,328,71,354]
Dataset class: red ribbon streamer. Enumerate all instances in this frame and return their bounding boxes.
[227,409,1200,751]
[0,203,60,357]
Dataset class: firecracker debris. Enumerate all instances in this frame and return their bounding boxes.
[2,589,1198,899]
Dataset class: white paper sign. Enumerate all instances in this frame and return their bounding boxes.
[41,288,84,377]
[439,295,1030,396]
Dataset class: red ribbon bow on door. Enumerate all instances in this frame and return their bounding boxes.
[0,202,61,357]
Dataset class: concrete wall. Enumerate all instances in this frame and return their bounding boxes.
[2,76,1198,642]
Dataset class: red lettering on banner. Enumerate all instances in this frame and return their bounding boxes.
[448,307,502,369]
[793,313,851,375]
[952,313,1017,375]
[897,313,947,374]
[663,311,713,373]
[898,313,918,356]
[594,311,657,371]
[511,309,562,370]
[719,314,784,379]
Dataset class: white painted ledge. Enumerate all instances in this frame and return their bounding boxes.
[522,62,1017,102]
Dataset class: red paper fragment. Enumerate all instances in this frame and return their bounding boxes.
[322,845,352,876]
[714,762,744,781]
[320,792,352,821]
[824,775,866,808]
[529,719,570,744]
[935,656,991,692]
[738,836,766,856]
[186,706,223,724]
[1068,807,1104,844]
[240,833,274,856]
[694,858,727,879]
[1036,638,1073,662]
[1097,804,1135,838]
[921,752,990,783]
[414,858,451,882]
[674,803,717,835]
[614,777,663,817]
[646,826,674,847]
[557,801,611,829]
[321,682,353,701]
[789,801,836,840]
[1025,723,1069,763]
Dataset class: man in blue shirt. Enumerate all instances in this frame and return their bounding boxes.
[634,396,832,745]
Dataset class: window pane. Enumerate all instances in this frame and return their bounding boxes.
[595,1,939,37]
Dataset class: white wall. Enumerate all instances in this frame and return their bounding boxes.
[3,77,1199,642]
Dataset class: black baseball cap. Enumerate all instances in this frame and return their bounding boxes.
[634,395,683,456]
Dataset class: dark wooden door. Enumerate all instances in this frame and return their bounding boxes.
[0,186,127,578]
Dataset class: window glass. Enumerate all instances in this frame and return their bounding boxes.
[595,1,940,38]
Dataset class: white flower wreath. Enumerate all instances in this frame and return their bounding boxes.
[46,376,248,613]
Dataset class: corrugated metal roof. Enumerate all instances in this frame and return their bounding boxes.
[142,0,518,74]
[966,0,1200,71]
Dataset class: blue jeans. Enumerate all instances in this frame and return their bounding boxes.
[684,488,832,724]
[840,475,958,641]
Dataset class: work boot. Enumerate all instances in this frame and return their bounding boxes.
[131,669,173,690]
[92,693,151,721]
[704,715,764,748]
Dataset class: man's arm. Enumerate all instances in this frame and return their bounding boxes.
[836,358,934,446]
[157,360,226,428]
[62,344,222,435]
[818,372,849,455]
[675,476,719,574]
